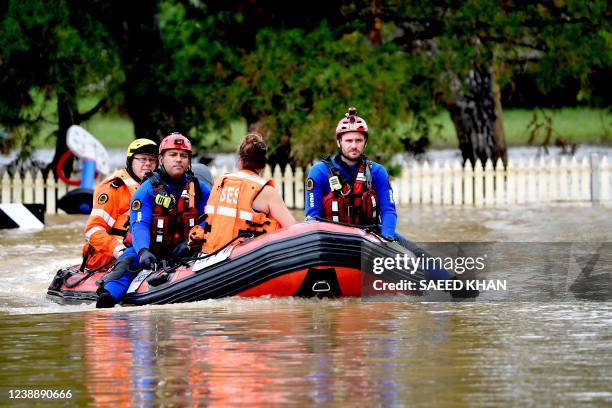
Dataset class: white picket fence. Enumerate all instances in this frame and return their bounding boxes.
[1,155,609,214]
[387,156,610,207]
[0,170,71,214]
[210,155,610,208]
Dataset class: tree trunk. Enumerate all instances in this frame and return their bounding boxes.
[110,1,168,141]
[369,0,382,45]
[447,67,507,167]
[491,67,508,165]
[49,81,80,178]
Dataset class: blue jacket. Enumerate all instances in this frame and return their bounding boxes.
[130,171,211,254]
[305,155,397,237]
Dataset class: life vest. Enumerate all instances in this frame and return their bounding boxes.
[202,170,280,253]
[148,173,200,255]
[81,169,139,270]
[322,156,379,225]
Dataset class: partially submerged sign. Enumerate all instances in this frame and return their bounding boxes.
[0,203,44,229]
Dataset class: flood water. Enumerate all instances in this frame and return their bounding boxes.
[0,206,611,406]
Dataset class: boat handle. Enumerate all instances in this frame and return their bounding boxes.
[312,280,331,292]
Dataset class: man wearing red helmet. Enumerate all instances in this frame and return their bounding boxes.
[305,108,465,290]
[96,132,211,307]
[305,107,398,239]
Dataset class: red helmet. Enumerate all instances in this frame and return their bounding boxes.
[335,107,368,139]
[159,132,192,155]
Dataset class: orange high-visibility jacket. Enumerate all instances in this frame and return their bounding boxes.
[203,170,280,253]
[81,169,140,270]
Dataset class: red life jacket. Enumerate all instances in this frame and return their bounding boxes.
[148,173,200,255]
[322,157,379,225]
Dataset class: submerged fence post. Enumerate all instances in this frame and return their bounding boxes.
[538,157,548,204]
[422,161,431,205]
[484,159,494,207]
[294,167,304,210]
[432,161,441,205]
[579,157,590,202]
[549,159,558,205]
[411,162,421,205]
[23,171,33,203]
[570,157,579,202]
[273,165,283,201]
[442,160,452,206]
[474,160,483,207]
[400,163,409,205]
[452,161,462,206]
[34,170,45,207]
[11,172,22,204]
[1,172,10,204]
[283,165,294,209]
[45,172,56,214]
[559,157,568,202]
[464,161,473,206]
[517,159,526,205]
[506,159,515,206]
[600,156,609,206]
[527,158,537,204]
[495,158,504,206]
[590,154,600,203]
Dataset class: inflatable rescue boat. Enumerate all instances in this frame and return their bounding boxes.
[47,220,468,306]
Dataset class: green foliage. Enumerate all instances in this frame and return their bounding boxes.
[233,23,416,166]
[157,1,241,139]
[0,0,609,166]
[0,0,121,154]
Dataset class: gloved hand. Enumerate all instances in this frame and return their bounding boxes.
[188,225,206,251]
[138,248,157,270]
[112,244,126,259]
[171,239,191,259]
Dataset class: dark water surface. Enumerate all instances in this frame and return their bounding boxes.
[0,207,611,406]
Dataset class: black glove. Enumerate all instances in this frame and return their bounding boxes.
[138,248,157,270]
[171,239,191,259]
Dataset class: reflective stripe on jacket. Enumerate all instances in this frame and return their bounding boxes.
[203,170,280,253]
[82,169,139,270]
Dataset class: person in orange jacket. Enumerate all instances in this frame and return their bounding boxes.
[192,133,296,253]
[81,139,158,271]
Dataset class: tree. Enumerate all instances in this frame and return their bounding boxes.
[0,0,124,174]
[362,0,610,165]
[0,0,120,175]
[156,1,422,169]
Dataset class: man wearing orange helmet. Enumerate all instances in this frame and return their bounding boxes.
[81,138,158,271]
[305,107,398,239]
[96,132,211,308]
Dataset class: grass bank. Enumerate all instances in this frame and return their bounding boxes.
[32,107,610,151]
[425,108,611,149]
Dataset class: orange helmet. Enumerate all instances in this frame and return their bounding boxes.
[159,132,192,155]
[335,107,368,139]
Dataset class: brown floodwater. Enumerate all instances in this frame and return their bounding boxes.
[0,206,611,406]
